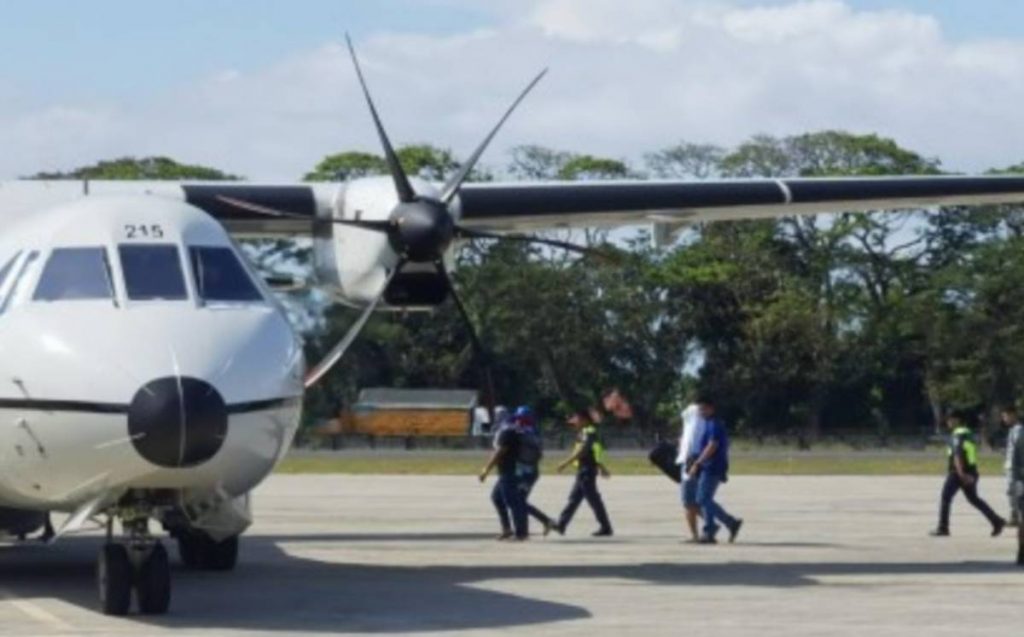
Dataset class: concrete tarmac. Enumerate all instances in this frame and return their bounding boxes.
[0,474,1020,636]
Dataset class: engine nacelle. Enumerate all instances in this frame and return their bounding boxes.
[313,176,452,309]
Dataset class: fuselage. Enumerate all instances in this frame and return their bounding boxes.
[0,195,304,512]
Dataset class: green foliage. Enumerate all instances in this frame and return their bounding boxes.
[303,151,388,181]
[303,145,491,182]
[29,156,241,181]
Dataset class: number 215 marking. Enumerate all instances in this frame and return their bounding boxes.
[124,224,165,239]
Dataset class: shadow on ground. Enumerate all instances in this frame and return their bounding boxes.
[0,533,1014,632]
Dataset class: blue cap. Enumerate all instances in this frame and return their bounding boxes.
[513,405,533,419]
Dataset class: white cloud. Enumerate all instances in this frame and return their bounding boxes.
[2,0,1024,180]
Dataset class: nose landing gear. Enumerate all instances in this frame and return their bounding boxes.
[97,514,171,616]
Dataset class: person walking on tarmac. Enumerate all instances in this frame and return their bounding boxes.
[1002,406,1024,528]
[555,410,613,537]
[511,406,557,535]
[479,407,528,541]
[930,411,1006,537]
[688,397,742,544]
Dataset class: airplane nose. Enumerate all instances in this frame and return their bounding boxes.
[127,377,228,468]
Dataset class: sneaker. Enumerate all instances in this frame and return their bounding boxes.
[929,528,950,537]
[542,520,554,537]
[512,535,530,542]
[993,519,1007,537]
[698,536,718,545]
[592,528,614,538]
[496,531,514,541]
[728,519,744,544]
[555,522,566,536]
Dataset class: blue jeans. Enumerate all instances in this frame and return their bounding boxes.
[491,473,528,537]
[696,471,736,539]
[518,468,553,527]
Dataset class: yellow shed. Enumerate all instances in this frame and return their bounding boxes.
[340,388,479,438]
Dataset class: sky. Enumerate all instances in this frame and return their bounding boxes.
[2,0,1024,180]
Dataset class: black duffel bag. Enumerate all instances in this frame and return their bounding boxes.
[648,440,681,484]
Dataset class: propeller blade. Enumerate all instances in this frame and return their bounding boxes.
[216,196,392,233]
[345,34,417,203]
[440,68,548,205]
[455,226,596,256]
[434,261,498,422]
[304,262,404,388]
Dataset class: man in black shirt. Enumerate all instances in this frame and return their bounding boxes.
[479,422,529,540]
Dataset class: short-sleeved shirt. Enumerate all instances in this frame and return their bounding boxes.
[676,404,704,467]
[496,427,521,476]
[695,418,729,478]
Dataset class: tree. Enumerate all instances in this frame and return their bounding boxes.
[303,152,388,181]
[508,145,572,180]
[29,156,241,181]
[645,142,725,179]
[557,155,630,181]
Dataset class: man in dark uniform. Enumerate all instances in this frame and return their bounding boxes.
[512,406,556,535]
[930,411,1006,537]
[555,410,613,537]
[479,416,528,540]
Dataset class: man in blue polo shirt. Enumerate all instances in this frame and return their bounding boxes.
[687,396,743,544]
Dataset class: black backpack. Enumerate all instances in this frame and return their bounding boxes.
[517,429,544,465]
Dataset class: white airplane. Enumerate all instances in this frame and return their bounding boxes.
[1,37,1024,616]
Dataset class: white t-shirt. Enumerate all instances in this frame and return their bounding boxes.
[676,404,707,475]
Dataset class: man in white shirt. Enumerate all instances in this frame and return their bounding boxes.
[677,403,706,542]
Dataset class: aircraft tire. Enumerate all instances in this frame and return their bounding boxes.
[177,532,202,568]
[97,544,132,616]
[202,535,238,571]
[136,542,171,615]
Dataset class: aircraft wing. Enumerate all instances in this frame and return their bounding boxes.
[454,175,1024,232]
[3,175,1024,236]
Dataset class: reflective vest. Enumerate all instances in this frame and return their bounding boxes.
[948,426,978,472]
[574,425,606,469]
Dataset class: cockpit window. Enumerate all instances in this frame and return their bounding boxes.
[119,244,188,301]
[0,251,21,292]
[33,247,114,302]
[189,246,263,303]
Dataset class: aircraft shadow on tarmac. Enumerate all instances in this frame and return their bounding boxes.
[0,533,1016,632]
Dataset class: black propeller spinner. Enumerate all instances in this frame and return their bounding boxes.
[220,35,599,420]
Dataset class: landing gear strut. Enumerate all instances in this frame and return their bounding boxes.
[97,514,171,616]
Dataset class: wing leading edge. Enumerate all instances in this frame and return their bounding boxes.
[3,175,1024,236]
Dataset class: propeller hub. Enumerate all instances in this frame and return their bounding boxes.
[388,199,455,262]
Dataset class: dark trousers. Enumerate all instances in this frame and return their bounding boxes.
[491,474,528,537]
[519,470,553,527]
[938,472,1003,532]
[558,469,612,533]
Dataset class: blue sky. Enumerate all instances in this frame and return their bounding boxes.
[3,1,1024,179]
[0,1,492,100]
[2,1,1019,101]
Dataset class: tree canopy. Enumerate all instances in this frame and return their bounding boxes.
[40,132,1024,446]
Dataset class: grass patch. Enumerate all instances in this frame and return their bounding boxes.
[276,453,1005,476]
